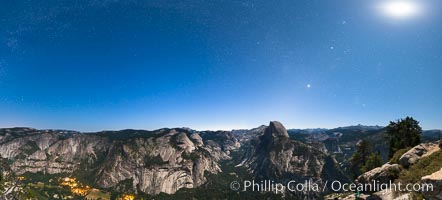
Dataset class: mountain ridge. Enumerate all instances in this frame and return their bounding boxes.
[0,122,441,199]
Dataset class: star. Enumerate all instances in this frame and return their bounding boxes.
[306,84,311,88]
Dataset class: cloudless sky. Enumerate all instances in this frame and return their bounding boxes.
[0,0,441,131]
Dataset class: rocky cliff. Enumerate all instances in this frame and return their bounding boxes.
[239,121,348,198]
[0,127,240,195]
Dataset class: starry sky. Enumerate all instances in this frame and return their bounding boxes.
[0,0,441,131]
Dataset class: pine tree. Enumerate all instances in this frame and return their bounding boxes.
[350,140,371,175]
[386,117,422,158]
[362,152,383,172]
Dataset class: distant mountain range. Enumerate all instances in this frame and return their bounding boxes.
[0,123,440,199]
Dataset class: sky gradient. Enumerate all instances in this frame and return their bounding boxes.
[0,0,441,131]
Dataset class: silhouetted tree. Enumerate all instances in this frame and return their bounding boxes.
[386,116,421,158]
[362,152,383,172]
[350,140,371,175]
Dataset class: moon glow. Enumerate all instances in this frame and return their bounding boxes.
[379,1,421,19]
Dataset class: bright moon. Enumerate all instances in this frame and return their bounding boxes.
[379,1,421,19]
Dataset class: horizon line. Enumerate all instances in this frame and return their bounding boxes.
[1,124,440,133]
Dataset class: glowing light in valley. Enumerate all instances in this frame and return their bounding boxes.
[379,1,421,19]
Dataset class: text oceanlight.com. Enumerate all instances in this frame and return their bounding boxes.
[230,180,434,194]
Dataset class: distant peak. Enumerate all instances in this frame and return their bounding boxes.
[265,121,289,138]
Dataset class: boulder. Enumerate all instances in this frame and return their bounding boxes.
[421,168,442,200]
[399,142,440,168]
[357,163,402,185]
[373,190,411,200]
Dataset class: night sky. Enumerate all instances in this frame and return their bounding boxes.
[0,0,441,131]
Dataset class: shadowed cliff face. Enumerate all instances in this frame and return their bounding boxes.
[265,121,289,139]
[239,121,349,198]
[0,128,240,195]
